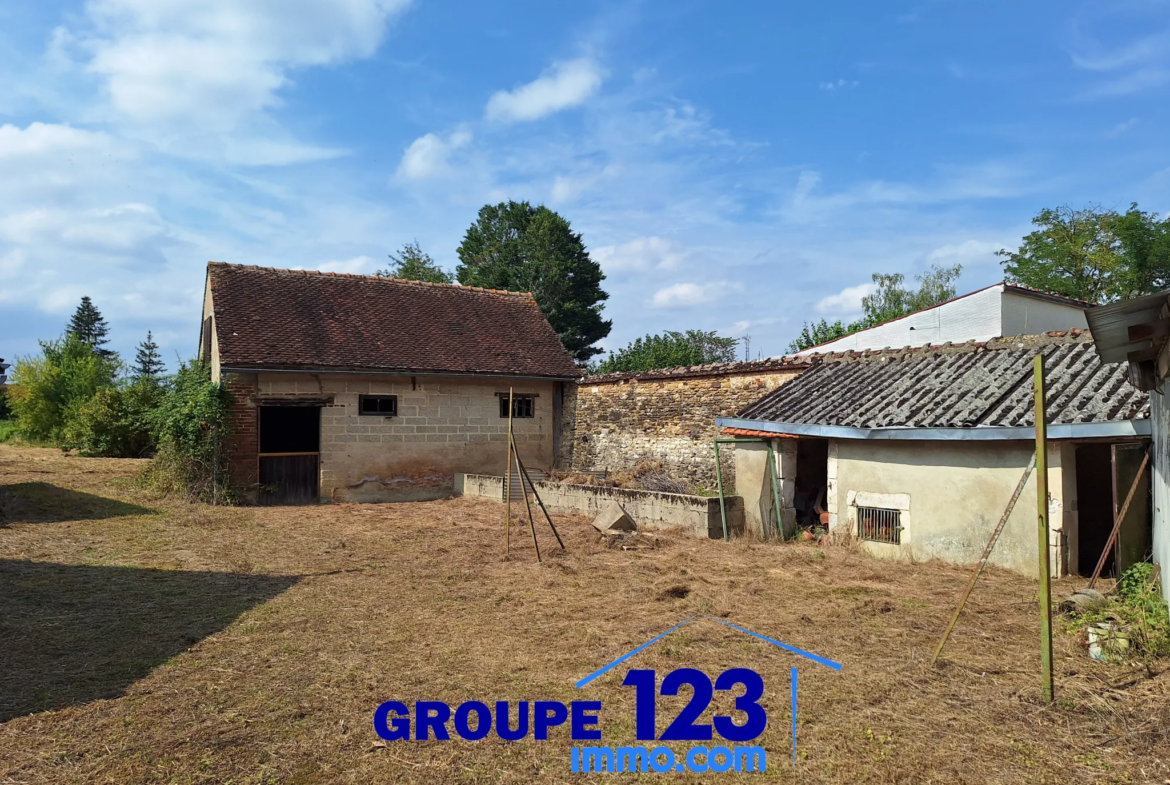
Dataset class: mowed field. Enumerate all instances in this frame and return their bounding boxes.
[0,444,1167,784]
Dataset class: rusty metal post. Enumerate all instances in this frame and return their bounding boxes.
[1034,354,1054,704]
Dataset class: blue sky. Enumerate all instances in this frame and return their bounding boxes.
[1,0,1168,367]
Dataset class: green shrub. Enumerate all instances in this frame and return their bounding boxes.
[9,334,118,443]
[140,362,235,503]
[0,420,17,443]
[61,380,163,458]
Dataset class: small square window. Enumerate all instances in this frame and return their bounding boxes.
[857,506,902,544]
[499,394,535,418]
[359,394,397,416]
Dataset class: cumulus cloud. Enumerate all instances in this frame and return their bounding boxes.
[294,255,378,274]
[485,58,603,123]
[592,237,684,272]
[650,280,742,308]
[68,0,411,132]
[815,283,876,315]
[396,129,472,180]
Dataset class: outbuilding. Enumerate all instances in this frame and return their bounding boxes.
[719,331,1150,579]
[198,262,582,504]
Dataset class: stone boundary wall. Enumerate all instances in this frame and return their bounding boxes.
[456,473,744,539]
[565,359,809,489]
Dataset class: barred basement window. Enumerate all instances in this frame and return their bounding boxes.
[499,394,535,418]
[857,506,902,544]
[358,394,397,416]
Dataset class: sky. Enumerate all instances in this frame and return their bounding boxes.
[1,0,1168,368]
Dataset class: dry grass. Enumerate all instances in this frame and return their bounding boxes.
[0,444,1167,784]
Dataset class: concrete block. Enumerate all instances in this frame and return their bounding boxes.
[592,501,636,532]
[426,434,448,442]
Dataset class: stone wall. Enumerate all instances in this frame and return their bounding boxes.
[567,359,808,489]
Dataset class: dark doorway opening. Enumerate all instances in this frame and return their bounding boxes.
[794,438,829,531]
[1075,444,1113,577]
[259,406,321,505]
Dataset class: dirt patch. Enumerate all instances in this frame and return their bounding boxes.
[0,444,1166,784]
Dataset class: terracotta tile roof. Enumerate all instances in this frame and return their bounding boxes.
[721,427,798,439]
[206,263,583,378]
[738,331,1148,428]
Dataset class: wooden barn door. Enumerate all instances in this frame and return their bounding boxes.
[258,405,321,505]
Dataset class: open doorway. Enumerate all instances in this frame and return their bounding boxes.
[1074,442,1152,578]
[794,438,829,532]
[258,405,321,505]
[1075,444,1113,577]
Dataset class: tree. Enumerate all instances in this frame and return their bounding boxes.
[8,333,119,443]
[133,331,166,380]
[67,296,114,358]
[592,330,739,374]
[787,319,856,353]
[997,205,1124,303]
[788,263,963,352]
[1112,203,1170,299]
[456,201,611,363]
[376,241,453,284]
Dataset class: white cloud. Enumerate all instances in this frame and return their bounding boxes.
[550,164,619,202]
[815,283,876,315]
[818,79,859,91]
[592,237,684,272]
[925,239,1001,269]
[485,58,603,123]
[396,130,472,180]
[76,0,410,127]
[1106,117,1140,137]
[650,280,742,308]
[294,255,379,275]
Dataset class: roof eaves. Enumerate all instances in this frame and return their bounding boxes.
[716,416,1150,441]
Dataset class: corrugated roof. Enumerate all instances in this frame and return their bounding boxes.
[737,332,1147,429]
[1084,290,1169,364]
[207,262,583,378]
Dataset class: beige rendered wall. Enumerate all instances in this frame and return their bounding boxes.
[830,439,1072,577]
[255,373,558,502]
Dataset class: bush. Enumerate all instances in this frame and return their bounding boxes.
[140,362,235,503]
[8,334,118,443]
[61,381,163,458]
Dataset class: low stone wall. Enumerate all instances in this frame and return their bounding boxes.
[456,473,744,539]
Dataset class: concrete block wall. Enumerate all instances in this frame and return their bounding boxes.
[249,373,557,502]
[456,473,744,539]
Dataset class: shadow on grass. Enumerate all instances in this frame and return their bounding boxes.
[0,482,157,524]
[0,559,299,721]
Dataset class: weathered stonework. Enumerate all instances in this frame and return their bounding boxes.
[567,360,808,488]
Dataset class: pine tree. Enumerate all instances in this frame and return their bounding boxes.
[68,296,114,358]
[133,331,166,380]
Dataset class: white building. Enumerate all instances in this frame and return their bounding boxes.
[796,283,1093,355]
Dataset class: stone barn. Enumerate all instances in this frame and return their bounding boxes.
[198,262,582,504]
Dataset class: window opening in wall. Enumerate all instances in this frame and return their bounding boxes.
[359,394,397,416]
[857,506,902,544]
[499,394,535,418]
